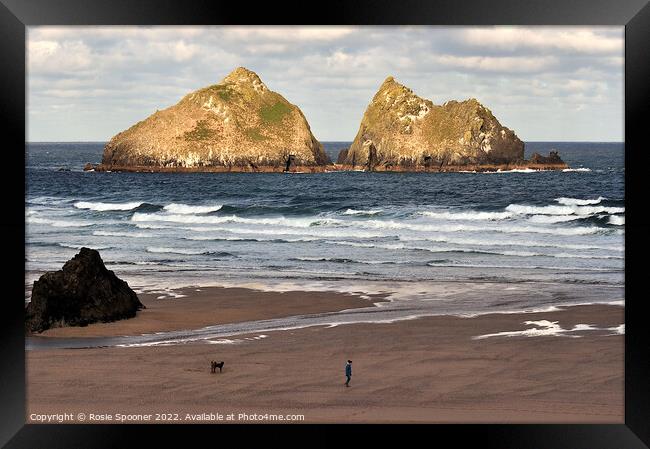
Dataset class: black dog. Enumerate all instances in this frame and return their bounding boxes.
[210,361,224,373]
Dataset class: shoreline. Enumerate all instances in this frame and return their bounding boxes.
[30,286,386,339]
[87,161,568,173]
[26,286,624,422]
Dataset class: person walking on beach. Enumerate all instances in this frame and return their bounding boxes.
[345,360,352,387]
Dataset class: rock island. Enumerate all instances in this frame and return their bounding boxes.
[337,76,566,172]
[95,67,330,173]
[90,69,567,173]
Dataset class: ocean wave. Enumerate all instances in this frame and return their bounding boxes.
[134,223,174,230]
[399,235,623,252]
[144,223,388,240]
[184,235,319,243]
[608,215,625,226]
[424,248,622,259]
[505,204,624,216]
[419,210,514,221]
[326,240,621,258]
[555,196,606,206]
[28,196,70,206]
[342,208,383,216]
[132,210,614,236]
[163,203,223,214]
[527,215,583,224]
[27,217,94,228]
[562,168,592,172]
[92,230,154,238]
[290,256,403,265]
[74,201,144,211]
[291,257,358,264]
[146,247,235,256]
[350,219,608,236]
[132,212,323,228]
[425,261,619,271]
[58,243,113,250]
[106,260,171,266]
[416,247,623,259]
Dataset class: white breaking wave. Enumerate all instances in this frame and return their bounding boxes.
[163,203,223,214]
[27,217,93,228]
[419,210,514,221]
[609,215,625,226]
[146,247,210,255]
[58,243,112,250]
[495,168,539,173]
[184,235,319,243]
[343,208,383,216]
[349,219,607,236]
[74,201,143,211]
[93,230,153,238]
[131,212,610,237]
[134,223,174,230]
[506,204,624,216]
[527,215,583,224]
[562,168,592,172]
[132,212,324,228]
[556,196,606,206]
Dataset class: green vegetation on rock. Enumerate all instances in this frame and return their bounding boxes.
[245,128,267,141]
[260,101,292,124]
[183,120,216,141]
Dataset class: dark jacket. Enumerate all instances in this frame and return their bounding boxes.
[345,363,352,376]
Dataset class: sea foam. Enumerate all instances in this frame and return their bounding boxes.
[163,203,223,214]
[419,210,514,221]
[608,215,625,226]
[74,201,143,211]
[555,196,606,206]
[342,208,383,216]
[505,204,624,216]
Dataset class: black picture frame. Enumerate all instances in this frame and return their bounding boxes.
[2,0,648,446]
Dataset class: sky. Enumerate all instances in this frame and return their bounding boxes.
[27,26,624,142]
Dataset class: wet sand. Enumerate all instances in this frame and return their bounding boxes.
[26,288,623,423]
[37,287,384,338]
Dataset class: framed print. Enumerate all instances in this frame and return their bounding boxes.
[1,0,649,446]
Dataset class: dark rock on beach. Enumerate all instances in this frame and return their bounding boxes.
[25,248,144,333]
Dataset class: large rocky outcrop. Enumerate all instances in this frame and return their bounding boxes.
[25,248,144,333]
[99,67,329,172]
[340,76,525,170]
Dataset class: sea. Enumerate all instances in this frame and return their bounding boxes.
[25,141,625,341]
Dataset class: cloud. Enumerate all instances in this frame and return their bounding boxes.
[221,26,356,42]
[28,39,93,74]
[431,54,559,73]
[26,26,624,142]
[460,27,623,54]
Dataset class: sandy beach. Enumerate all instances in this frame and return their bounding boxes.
[26,287,623,424]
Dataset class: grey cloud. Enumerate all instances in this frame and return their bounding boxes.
[27,26,623,142]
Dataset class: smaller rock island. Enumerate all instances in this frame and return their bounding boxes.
[335,76,567,172]
[25,248,144,333]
